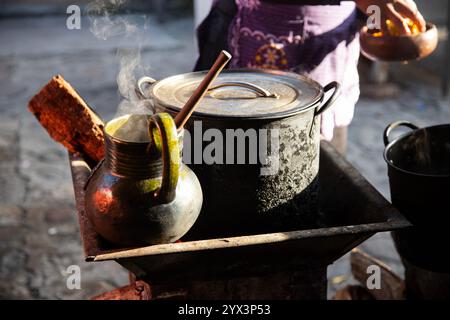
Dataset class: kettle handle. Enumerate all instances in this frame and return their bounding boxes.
[383,121,419,146]
[314,81,341,117]
[148,113,180,203]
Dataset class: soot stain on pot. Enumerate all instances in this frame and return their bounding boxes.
[256,117,320,231]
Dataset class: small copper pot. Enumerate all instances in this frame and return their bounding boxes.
[84,113,203,247]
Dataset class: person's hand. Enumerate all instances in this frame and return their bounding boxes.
[355,0,426,35]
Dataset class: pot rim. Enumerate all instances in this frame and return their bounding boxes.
[149,69,325,121]
[104,114,184,145]
[383,123,450,178]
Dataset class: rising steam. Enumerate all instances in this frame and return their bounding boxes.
[86,0,154,118]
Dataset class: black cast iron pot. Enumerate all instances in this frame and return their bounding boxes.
[384,121,450,273]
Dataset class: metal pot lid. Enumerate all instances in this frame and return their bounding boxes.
[150,69,324,119]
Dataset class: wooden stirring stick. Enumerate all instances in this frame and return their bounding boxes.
[174,50,232,129]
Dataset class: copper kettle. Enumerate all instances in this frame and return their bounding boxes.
[84,113,203,247]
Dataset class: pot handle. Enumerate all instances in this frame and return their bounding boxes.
[136,76,157,99]
[383,121,419,146]
[148,113,180,204]
[207,81,279,98]
[314,81,341,117]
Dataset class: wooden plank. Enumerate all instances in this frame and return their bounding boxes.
[29,75,105,164]
[351,248,405,300]
[333,285,375,300]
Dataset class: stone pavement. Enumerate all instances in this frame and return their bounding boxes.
[0,15,449,299]
[0,14,197,299]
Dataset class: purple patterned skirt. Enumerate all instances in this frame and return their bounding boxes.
[227,0,360,140]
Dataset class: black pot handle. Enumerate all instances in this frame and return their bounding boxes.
[383,121,419,146]
[314,81,341,117]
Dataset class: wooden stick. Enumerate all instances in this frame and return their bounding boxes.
[350,248,405,300]
[333,285,375,300]
[28,75,105,164]
[174,50,231,129]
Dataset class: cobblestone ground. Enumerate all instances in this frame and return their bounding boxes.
[0,15,449,299]
[0,15,196,299]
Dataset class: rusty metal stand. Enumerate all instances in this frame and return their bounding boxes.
[70,142,409,300]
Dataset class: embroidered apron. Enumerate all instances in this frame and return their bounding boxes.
[228,0,360,140]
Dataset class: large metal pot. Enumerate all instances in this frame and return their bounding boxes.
[138,69,340,239]
[383,121,450,273]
